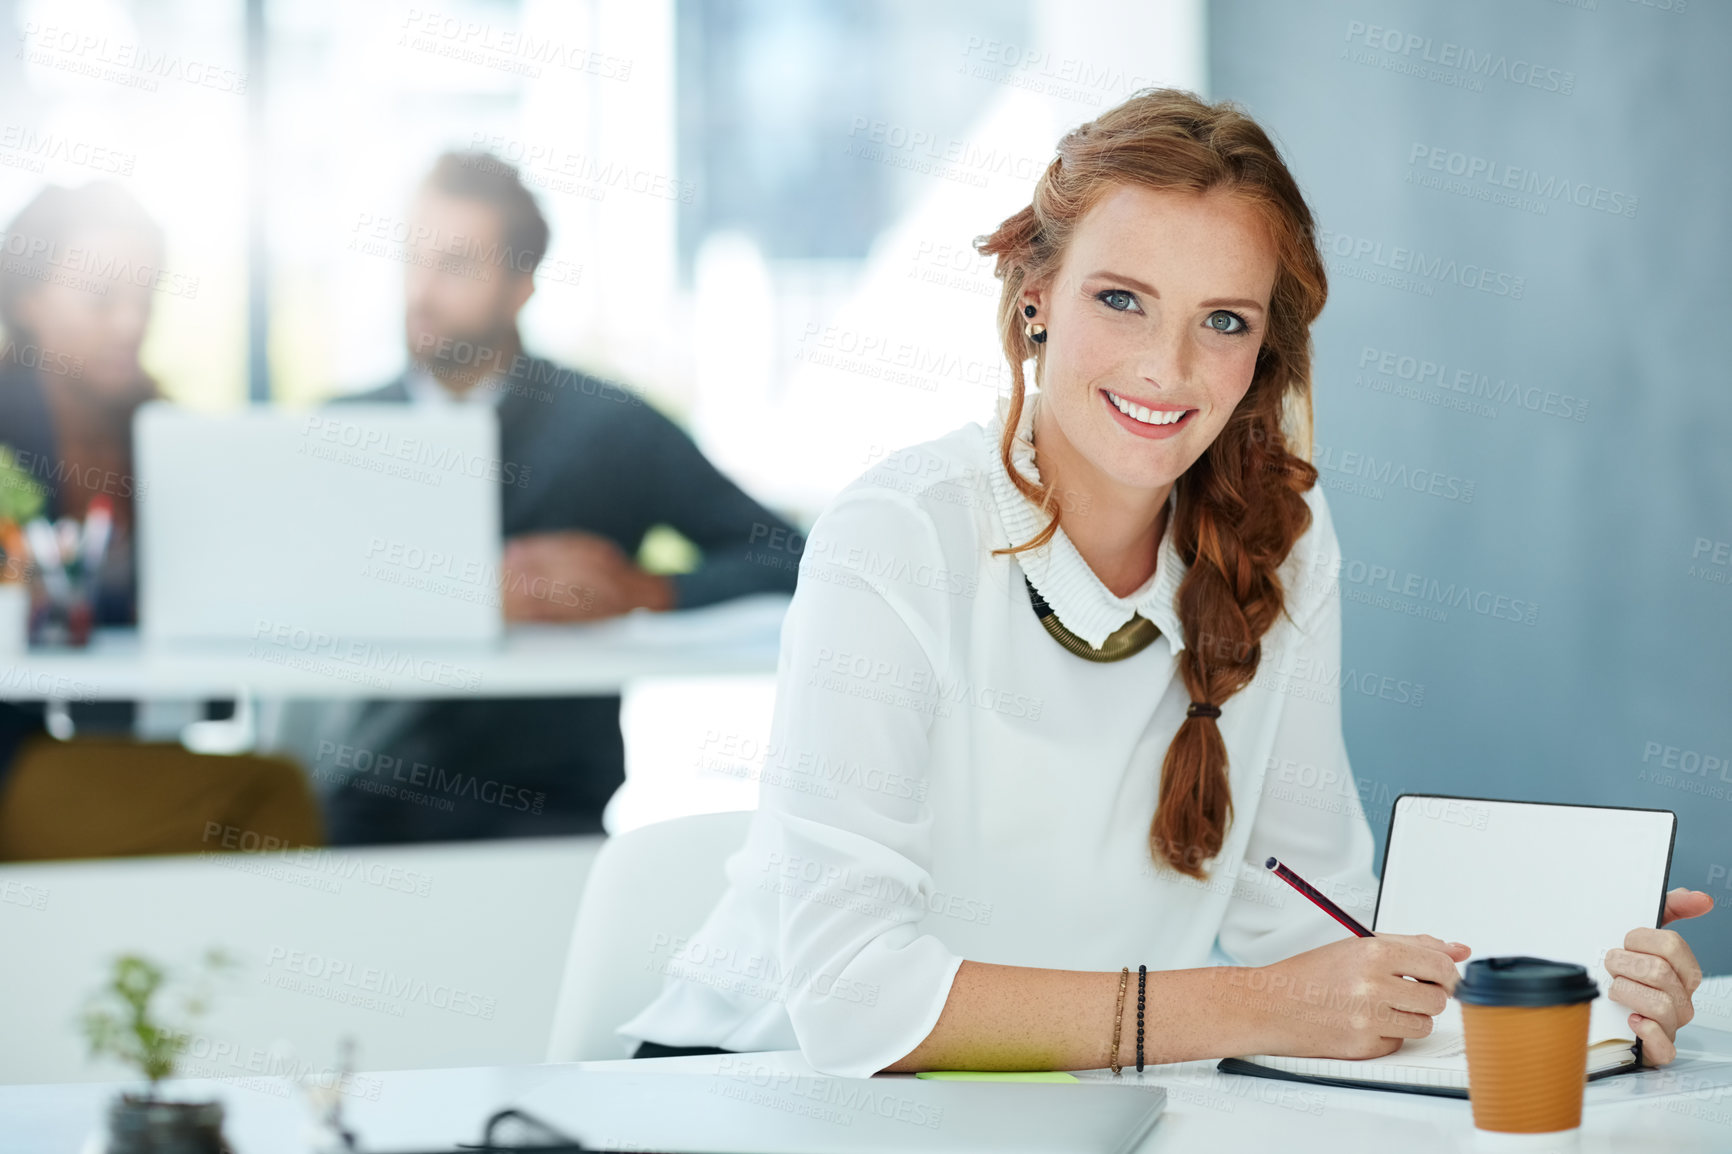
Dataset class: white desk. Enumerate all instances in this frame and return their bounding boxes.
[8,1027,1732,1153]
[0,593,789,701]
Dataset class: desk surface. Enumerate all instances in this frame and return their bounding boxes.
[8,1028,1732,1153]
[0,593,789,700]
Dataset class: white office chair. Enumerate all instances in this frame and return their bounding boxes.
[544,809,753,1062]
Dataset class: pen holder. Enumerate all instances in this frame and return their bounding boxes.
[28,562,94,648]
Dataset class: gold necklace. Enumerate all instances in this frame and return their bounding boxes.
[1025,577,1161,663]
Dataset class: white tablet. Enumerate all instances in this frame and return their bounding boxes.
[1373,794,1676,1040]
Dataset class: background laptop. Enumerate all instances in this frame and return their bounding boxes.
[135,403,503,647]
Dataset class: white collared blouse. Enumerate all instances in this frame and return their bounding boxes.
[618,392,1380,1077]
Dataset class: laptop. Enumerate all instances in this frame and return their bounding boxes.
[134,403,503,647]
[502,1068,1167,1154]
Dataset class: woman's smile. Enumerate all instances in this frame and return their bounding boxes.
[1100,387,1197,440]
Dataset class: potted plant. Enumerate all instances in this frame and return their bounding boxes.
[0,446,43,653]
[78,950,236,1154]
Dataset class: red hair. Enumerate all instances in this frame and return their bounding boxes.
[975,88,1326,880]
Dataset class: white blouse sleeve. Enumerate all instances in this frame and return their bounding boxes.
[1216,493,1382,968]
[757,486,966,1077]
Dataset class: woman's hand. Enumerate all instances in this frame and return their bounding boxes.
[1244,933,1471,1060]
[1606,888,1714,1066]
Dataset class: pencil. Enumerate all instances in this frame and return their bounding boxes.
[1264,856,1373,937]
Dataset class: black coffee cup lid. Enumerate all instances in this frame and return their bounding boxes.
[1454,956,1600,1007]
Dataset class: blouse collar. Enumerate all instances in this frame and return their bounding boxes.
[984,391,1188,653]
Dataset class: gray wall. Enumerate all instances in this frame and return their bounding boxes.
[1210,0,1730,972]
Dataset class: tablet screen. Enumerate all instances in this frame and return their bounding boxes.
[1373,795,1675,1039]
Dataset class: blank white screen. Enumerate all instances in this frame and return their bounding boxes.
[1374,795,1674,1040]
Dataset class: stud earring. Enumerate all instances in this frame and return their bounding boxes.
[1021,302,1046,342]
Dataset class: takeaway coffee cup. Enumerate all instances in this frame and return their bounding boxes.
[1456,956,1599,1139]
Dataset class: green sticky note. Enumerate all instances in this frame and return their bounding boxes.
[914,1070,1079,1083]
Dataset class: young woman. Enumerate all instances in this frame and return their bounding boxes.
[620,88,1709,1077]
[0,182,321,859]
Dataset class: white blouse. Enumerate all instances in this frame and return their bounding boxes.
[618,392,1381,1077]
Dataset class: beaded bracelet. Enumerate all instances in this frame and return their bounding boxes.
[1108,967,1129,1075]
[1136,965,1148,1073]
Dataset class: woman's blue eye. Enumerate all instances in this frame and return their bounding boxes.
[1097,289,1138,312]
[1207,310,1249,335]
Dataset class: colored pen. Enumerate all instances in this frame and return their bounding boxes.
[24,518,72,601]
[81,497,113,583]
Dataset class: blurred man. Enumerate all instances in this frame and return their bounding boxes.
[0,182,319,859]
[312,152,802,844]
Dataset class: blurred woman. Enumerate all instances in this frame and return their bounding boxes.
[0,181,320,860]
[0,180,158,624]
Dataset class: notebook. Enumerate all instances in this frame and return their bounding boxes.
[1219,794,1677,1099]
